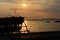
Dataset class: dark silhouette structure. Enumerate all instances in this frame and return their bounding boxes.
[55,20,60,23]
[0,16,24,33]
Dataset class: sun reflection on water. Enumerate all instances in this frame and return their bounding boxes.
[20,21,30,33]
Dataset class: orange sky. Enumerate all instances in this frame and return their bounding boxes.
[0,0,60,19]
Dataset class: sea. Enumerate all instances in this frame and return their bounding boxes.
[24,20,60,32]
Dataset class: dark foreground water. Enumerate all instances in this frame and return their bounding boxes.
[0,20,60,40]
[25,20,60,32]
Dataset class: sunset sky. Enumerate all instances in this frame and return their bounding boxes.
[0,0,60,19]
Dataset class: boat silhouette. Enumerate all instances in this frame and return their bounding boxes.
[55,20,60,23]
[0,8,30,35]
[0,16,24,33]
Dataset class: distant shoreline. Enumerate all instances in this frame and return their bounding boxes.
[25,18,60,21]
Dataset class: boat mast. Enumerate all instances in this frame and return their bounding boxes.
[10,8,18,17]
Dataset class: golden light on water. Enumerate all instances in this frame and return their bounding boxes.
[20,21,29,33]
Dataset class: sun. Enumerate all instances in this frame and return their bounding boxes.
[22,3,27,7]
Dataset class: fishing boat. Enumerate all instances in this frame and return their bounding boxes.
[55,20,60,23]
[0,8,30,35]
[0,16,30,35]
[0,16,23,33]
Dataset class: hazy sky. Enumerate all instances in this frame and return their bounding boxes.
[0,0,60,19]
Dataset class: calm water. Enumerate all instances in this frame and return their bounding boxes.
[25,21,60,32]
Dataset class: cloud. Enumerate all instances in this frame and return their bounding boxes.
[30,0,60,14]
[0,0,60,13]
[0,0,60,18]
[44,0,60,13]
[0,0,21,3]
